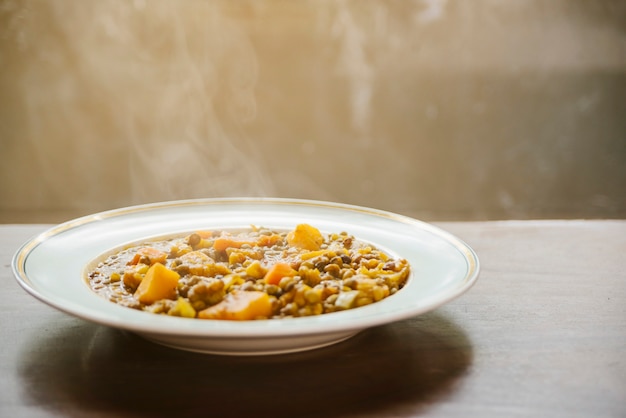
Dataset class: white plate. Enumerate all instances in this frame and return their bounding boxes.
[12,198,479,356]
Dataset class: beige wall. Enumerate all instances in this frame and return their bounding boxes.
[1,0,625,222]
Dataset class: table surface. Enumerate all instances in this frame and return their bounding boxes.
[1,221,625,418]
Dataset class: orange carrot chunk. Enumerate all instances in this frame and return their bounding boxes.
[257,234,282,247]
[213,237,244,252]
[128,247,168,266]
[198,291,272,320]
[213,234,283,252]
[264,262,297,285]
[195,230,213,239]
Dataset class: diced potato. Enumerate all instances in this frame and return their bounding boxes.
[227,248,262,265]
[228,251,247,265]
[293,284,313,306]
[246,260,267,279]
[286,224,324,251]
[334,290,360,310]
[372,285,389,301]
[299,266,321,287]
[169,297,197,318]
[134,262,181,304]
[123,263,149,290]
[221,274,245,290]
[356,277,378,290]
[197,291,273,320]
[178,251,230,276]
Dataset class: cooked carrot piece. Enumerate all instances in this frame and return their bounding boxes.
[213,237,244,252]
[257,234,282,247]
[264,262,297,285]
[196,230,213,239]
[214,233,282,252]
[198,291,273,320]
[128,247,168,266]
[134,262,180,304]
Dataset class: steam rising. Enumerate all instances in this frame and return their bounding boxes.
[1,0,273,210]
[1,1,622,221]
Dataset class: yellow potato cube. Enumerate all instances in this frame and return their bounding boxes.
[134,263,180,305]
[286,224,324,251]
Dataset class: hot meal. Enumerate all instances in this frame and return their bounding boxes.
[87,224,410,320]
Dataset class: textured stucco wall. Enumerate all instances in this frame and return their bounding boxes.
[1,0,624,222]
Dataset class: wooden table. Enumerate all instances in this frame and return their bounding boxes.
[1,221,625,417]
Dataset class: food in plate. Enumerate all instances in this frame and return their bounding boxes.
[87,223,410,320]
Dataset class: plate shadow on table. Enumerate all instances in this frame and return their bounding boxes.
[18,312,473,417]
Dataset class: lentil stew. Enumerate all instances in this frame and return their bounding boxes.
[87,223,410,320]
